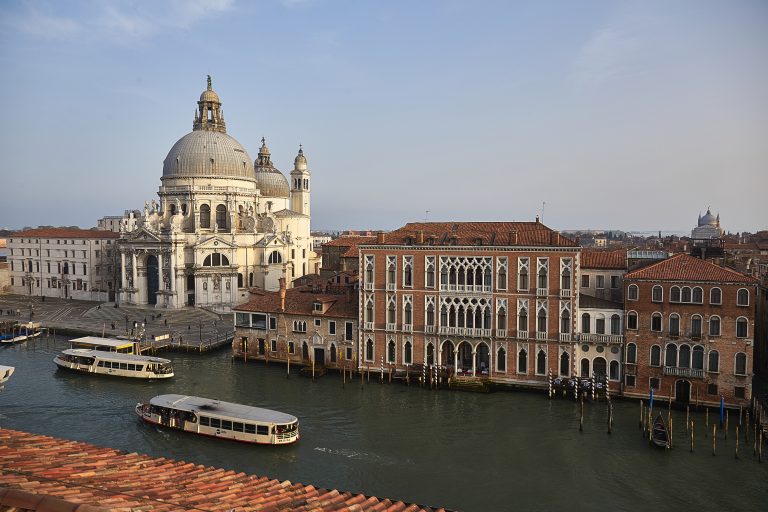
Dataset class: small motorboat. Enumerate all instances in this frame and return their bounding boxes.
[651,413,670,448]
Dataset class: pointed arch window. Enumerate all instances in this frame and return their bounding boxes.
[559,351,570,377]
[365,338,374,362]
[497,347,506,372]
[518,348,528,374]
[404,341,412,364]
[387,339,396,363]
[536,349,546,376]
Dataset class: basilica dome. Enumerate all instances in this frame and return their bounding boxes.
[253,138,290,198]
[162,130,254,181]
[699,209,717,227]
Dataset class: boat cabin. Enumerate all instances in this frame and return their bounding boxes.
[70,336,137,354]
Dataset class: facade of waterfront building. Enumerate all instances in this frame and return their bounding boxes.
[7,228,121,301]
[622,253,759,406]
[118,77,314,311]
[577,294,624,389]
[579,249,626,303]
[357,221,581,388]
[232,279,358,370]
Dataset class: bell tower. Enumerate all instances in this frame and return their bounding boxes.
[290,145,311,216]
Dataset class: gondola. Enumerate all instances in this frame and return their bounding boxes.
[651,413,670,448]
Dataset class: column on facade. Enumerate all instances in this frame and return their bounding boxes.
[169,250,175,293]
[472,346,477,376]
[120,251,126,289]
[454,346,458,372]
[131,251,137,289]
[157,251,163,292]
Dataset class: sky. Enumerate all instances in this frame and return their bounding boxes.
[0,0,766,234]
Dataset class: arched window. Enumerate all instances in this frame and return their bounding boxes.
[595,314,605,335]
[537,267,547,289]
[387,302,396,324]
[627,311,638,330]
[609,360,619,381]
[682,287,691,303]
[518,266,529,290]
[365,301,373,323]
[426,303,435,327]
[627,284,639,300]
[737,288,749,306]
[518,308,528,332]
[537,309,547,333]
[678,344,691,368]
[736,317,748,338]
[497,306,507,331]
[559,351,570,377]
[610,314,621,335]
[670,286,681,303]
[560,310,570,334]
[652,285,663,302]
[709,316,721,337]
[387,340,396,363]
[404,341,412,364]
[651,312,662,332]
[497,347,506,372]
[627,343,637,364]
[692,346,704,370]
[669,313,680,337]
[426,343,434,366]
[581,313,591,334]
[237,273,243,288]
[692,287,703,304]
[650,345,661,367]
[708,350,719,373]
[593,357,606,377]
[665,344,677,367]
[169,203,177,216]
[710,287,722,305]
[404,303,412,325]
[268,251,282,264]
[203,253,230,267]
[561,268,571,290]
[215,204,227,231]
[518,348,527,374]
[735,352,747,375]
[200,204,211,228]
[580,358,590,377]
[536,349,546,375]
[690,315,702,338]
[365,339,374,361]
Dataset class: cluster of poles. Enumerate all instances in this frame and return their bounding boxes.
[639,388,766,461]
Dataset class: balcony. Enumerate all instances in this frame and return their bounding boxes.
[402,324,413,332]
[386,323,396,332]
[558,333,572,342]
[517,330,528,340]
[536,332,548,340]
[425,325,435,334]
[663,366,704,379]
[437,326,491,338]
[438,284,492,294]
[577,333,624,344]
[364,322,374,330]
[536,288,548,297]
[560,289,572,298]
[386,283,396,292]
[363,283,374,291]
[496,329,507,338]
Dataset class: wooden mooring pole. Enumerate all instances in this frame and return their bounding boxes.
[712,424,717,456]
[686,406,690,433]
[690,420,694,453]
[735,426,739,459]
[705,408,709,438]
[579,398,584,432]
[639,400,644,429]
[725,410,729,440]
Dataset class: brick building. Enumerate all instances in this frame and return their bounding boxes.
[622,254,759,406]
[233,279,358,371]
[580,248,626,303]
[321,236,375,276]
[358,221,581,388]
[7,228,121,301]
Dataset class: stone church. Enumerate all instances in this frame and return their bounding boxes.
[118,77,314,311]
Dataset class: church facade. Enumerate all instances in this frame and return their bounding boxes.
[118,77,314,311]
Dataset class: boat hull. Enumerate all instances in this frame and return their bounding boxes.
[54,357,174,379]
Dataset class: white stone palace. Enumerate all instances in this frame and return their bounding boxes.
[118,77,314,311]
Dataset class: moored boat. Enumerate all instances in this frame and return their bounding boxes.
[54,349,174,379]
[1,322,43,344]
[0,365,14,388]
[651,413,670,448]
[135,394,299,445]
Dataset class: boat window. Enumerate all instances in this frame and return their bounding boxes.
[244,424,256,434]
[135,365,144,372]
[200,416,210,426]
[210,418,221,428]
[233,422,244,432]
[97,361,105,367]
[127,364,135,371]
[221,420,232,430]
[119,363,128,370]
[257,425,269,436]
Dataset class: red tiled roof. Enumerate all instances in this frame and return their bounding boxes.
[235,287,358,318]
[581,249,626,270]
[322,236,376,247]
[11,228,120,239]
[365,222,578,248]
[0,429,447,512]
[624,253,758,283]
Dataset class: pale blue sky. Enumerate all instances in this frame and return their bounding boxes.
[1,0,766,233]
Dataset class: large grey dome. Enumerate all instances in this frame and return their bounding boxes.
[162,130,255,181]
[253,138,290,198]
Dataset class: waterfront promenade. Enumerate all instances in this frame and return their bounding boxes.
[0,295,232,349]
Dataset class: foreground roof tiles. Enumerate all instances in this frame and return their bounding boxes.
[0,429,448,511]
[624,253,758,283]
[580,249,626,270]
[235,286,358,318]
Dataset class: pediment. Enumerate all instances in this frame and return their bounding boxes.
[256,234,288,248]
[194,235,239,250]
[127,228,162,242]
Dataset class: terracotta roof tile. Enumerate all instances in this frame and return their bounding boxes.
[235,287,358,318]
[580,249,626,270]
[624,253,758,283]
[0,429,446,511]
[365,222,578,248]
[11,228,120,240]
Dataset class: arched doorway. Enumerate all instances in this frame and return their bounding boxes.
[302,342,309,361]
[441,341,455,368]
[593,357,607,378]
[580,358,590,377]
[146,255,159,305]
[457,341,472,372]
[675,379,691,404]
[475,343,490,374]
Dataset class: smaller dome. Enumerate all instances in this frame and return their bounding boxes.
[254,137,290,198]
[200,89,220,103]
[294,145,308,171]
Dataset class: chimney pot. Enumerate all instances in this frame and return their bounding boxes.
[509,231,518,245]
[417,230,424,244]
[377,231,385,244]
[279,278,286,311]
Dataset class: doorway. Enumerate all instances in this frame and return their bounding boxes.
[675,379,691,404]
[314,347,325,367]
[146,255,159,305]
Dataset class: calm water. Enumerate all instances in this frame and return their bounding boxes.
[1,338,766,511]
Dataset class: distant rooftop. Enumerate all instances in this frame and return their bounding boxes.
[10,228,120,239]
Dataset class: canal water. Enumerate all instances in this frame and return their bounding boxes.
[1,338,766,511]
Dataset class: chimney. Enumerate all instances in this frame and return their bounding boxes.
[509,231,518,245]
[417,230,424,244]
[377,231,385,244]
[279,278,286,311]
[550,231,559,245]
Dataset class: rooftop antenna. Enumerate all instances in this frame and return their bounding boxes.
[541,201,547,224]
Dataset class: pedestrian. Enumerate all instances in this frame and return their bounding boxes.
[164,319,167,326]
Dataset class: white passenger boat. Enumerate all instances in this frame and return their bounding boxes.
[135,394,299,445]
[0,365,14,388]
[53,349,174,379]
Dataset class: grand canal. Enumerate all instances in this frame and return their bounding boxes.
[1,338,766,511]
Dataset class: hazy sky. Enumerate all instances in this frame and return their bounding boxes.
[1,0,766,233]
